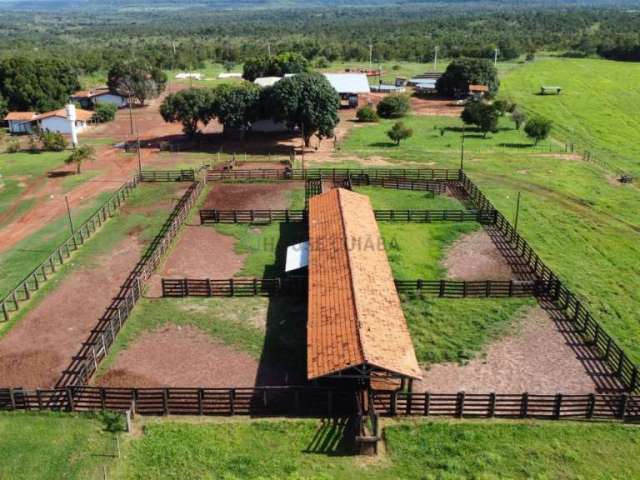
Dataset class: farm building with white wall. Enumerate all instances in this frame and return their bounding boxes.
[71,89,128,109]
[34,108,94,134]
[3,112,37,134]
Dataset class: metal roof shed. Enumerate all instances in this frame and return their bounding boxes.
[323,74,371,94]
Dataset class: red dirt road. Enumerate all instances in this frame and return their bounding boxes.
[204,182,303,210]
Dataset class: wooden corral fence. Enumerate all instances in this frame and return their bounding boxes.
[0,176,139,322]
[139,170,195,182]
[371,391,640,421]
[206,168,459,182]
[0,387,638,422]
[351,175,448,195]
[162,278,308,297]
[58,181,204,388]
[161,278,547,299]
[199,209,493,225]
[460,171,640,393]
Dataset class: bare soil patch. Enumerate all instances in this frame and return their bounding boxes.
[146,226,245,297]
[415,306,600,394]
[95,325,266,387]
[443,230,514,280]
[0,237,143,388]
[204,182,303,210]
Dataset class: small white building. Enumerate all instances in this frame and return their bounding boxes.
[71,89,129,109]
[175,72,203,81]
[3,112,36,134]
[253,76,284,88]
[34,108,94,135]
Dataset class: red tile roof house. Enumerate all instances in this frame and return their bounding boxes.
[3,108,94,135]
[70,88,129,109]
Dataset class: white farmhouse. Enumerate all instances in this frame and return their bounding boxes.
[3,112,37,134]
[34,108,94,135]
[71,89,129,109]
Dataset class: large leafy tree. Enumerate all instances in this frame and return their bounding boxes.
[211,82,261,133]
[160,88,214,136]
[461,101,499,137]
[524,117,553,145]
[0,57,80,111]
[242,52,310,82]
[266,72,339,147]
[107,62,167,105]
[436,58,499,97]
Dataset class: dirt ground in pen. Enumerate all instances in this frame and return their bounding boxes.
[203,182,303,210]
[146,226,245,297]
[444,230,515,280]
[95,324,285,388]
[415,306,602,394]
[0,238,143,388]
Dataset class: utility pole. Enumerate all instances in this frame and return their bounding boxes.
[460,127,465,171]
[369,43,373,70]
[433,46,439,72]
[65,195,74,236]
[514,192,522,232]
[494,48,499,66]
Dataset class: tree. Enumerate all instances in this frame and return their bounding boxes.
[0,57,80,111]
[267,72,339,147]
[223,61,236,72]
[511,107,527,130]
[461,101,499,137]
[160,88,214,136]
[493,99,513,116]
[436,58,499,97]
[93,103,117,123]
[356,106,379,122]
[377,94,410,119]
[211,82,261,133]
[524,117,552,145]
[40,131,67,152]
[65,145,95,174]
[387,121,413,146]
[107,62,167,106]
[242,52,310,81]
[314,56,330,69]
[0,94,7,120]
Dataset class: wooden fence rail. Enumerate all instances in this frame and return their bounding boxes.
[0,387,637,421]
[459,171,640,393]
[60,181,205,388]
[161,278,547,299]
[139,170,195,182]
[207,168,459,182]
[0,176,139,322]
[199,209,493,225]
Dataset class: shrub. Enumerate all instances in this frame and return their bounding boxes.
[40,131,67,151]
[524,117,552,145]
[377,94,410,119]
[5,139,20,153]
[493,99,513,116]
[511,107,527,130]
[387,121,413,145]
[356,106,379,122]
[314,56,330,69]
[93,103,117,123]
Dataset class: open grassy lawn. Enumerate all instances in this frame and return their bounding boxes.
[0,411,118,480]
[501,57,640,175]
[0,183,188,336]
[355,185,466,210]
[105,418,640,480]
[341,114,560,166]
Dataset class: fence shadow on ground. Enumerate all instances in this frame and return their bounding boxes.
[303,417,358,456]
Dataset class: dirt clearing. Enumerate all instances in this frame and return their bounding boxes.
[0,237,143,388]
[415,306,605,394]
[146,226,245,297]
[444,230,514,280]
[95,324,273,387]
[204,182,303,210]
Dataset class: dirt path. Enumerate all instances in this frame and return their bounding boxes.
[443,230,515,280]
[95,325,263,388]
[146,226,245,297]
[0,237,143,388]
[204,182,303,210]
[415,306,600,394]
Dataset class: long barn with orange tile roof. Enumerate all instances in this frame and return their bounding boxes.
[307,188,421,388]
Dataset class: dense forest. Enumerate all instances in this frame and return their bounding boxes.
[0,4,639,97]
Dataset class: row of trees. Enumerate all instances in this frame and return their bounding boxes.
[160,72,339,147]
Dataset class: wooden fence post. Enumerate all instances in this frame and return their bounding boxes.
[9,388,16,410]
[629,367,638,392]
[617,394,629,420]
[456,391,465,418]
[553,393,563,419]
[424,392,430,416]
[230,389,235,416]
[66,388,75,411]
[520,392,529,418]
[390,391,397,416]
[586,393,596,419]
[488,392,496,417]
[163,389,169,416]
[198,388,204,415]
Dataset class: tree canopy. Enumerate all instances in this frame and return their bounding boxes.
[211,82,261,132]
[160,88,215,136]
[266,72,340,147]
[107,62,167,105]
[461,101,499,137]
[524,117,553,145]
[436,58,500,97]
[377,95,411,119]
[242,52,310,82]
[0,57,80,111]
